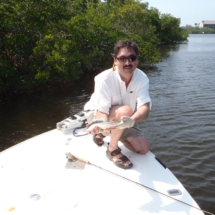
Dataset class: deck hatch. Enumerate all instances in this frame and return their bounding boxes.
[29,193,41,201]
[167,189,182,196]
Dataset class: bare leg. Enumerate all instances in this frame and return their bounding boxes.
[107,105,133,166]
[123,136,150,154]
[95,106,149,155]
[95,105,133,144]
[108,105,133,149]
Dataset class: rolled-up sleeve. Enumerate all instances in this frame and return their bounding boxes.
[136,78,152,110]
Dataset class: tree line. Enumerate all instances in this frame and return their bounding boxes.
[0,0,188,94]
[183,25,215,34]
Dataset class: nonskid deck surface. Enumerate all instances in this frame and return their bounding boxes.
[0,129,204,215]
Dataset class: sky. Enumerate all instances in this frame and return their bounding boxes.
[145,0,215,27]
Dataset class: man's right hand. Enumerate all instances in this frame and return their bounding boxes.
[86,118,106,135]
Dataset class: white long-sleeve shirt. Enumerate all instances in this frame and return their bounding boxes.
[84,67,151,114]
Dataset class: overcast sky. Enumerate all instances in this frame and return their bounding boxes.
[145,0,215,26]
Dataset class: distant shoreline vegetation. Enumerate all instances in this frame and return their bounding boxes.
[182,26,215,34]
[0,0,188,94]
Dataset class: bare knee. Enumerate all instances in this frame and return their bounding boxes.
[122,105,133,117]
[137,144,150,154]
[109,105,133,120]
[138,138,150,154]
[124,136,150,154]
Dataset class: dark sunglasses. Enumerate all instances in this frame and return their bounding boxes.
[116,54,137,63]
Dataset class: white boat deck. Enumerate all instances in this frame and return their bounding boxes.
[0,129,204,215]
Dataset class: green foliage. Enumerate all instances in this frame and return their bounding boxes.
[182,25,215,34]
[0,0,74,92]
[0,0,188,93]
[159,14,188,43]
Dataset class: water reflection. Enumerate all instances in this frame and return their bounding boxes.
[157,44,180,59]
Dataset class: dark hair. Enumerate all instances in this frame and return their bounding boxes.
[113,40,139,57]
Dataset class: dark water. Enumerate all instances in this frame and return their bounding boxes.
[0,34,215,213]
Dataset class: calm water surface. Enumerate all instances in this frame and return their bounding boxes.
[0,34,215,213]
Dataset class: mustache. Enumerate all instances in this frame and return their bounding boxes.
[123,65,133,69]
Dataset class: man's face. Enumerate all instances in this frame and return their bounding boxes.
[114,47,138,76]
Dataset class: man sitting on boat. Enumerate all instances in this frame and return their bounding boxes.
[84,40,151,169]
